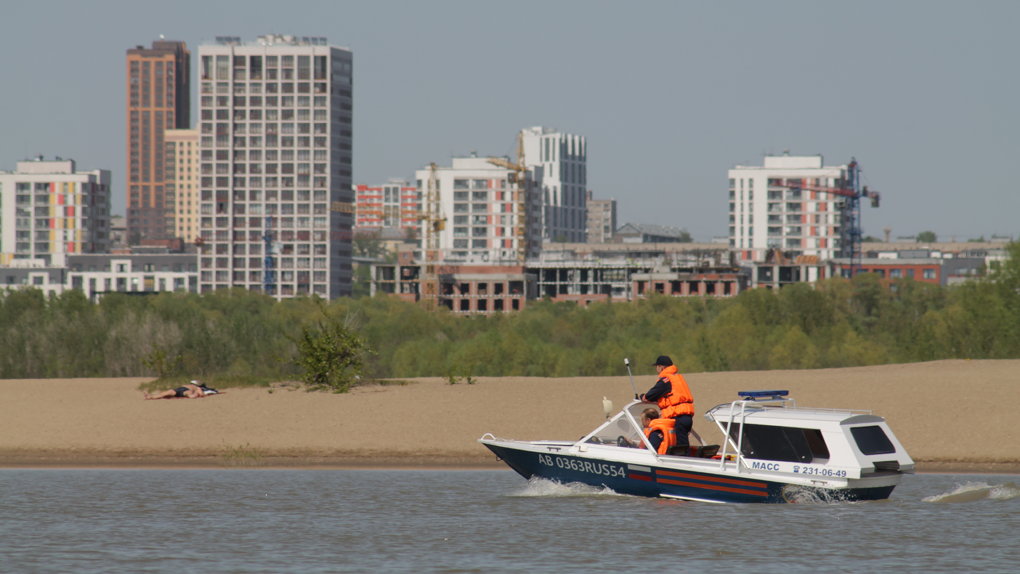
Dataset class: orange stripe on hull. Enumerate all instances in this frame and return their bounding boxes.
[656,469,767,489]
[657,477,768,497]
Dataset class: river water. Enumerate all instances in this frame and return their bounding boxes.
[1,469,1017,573]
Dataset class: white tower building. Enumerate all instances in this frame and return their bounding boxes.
[521,126,587,243]
[196,35,353,298]
[0,157,111,266]
[414,156,541,265]
[728,154,853,264]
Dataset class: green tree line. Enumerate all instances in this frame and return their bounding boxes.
[2,243,1019,382]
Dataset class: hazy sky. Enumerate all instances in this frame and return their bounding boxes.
[2,0,1017,242]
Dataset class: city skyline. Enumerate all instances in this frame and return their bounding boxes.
[1,0,1018,242]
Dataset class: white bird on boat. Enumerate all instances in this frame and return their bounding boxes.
[602,396,613,419]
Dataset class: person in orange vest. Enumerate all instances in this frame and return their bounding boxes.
[640,355,694,450]
[640,407,677,454]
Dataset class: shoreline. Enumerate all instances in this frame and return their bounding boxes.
[3,360,1018,477]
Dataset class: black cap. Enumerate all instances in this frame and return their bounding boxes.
[653,355,673,367]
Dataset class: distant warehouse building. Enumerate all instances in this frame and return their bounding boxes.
[829,255,985,286]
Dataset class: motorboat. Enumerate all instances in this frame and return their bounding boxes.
[479,390,915,503]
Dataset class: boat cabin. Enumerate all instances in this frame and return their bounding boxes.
[576,390,914,479]
[705,390,915,477]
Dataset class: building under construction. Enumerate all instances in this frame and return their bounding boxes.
[369,242,744,313]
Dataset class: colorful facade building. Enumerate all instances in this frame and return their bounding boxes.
[353,180,420,231]
[0,158,111,266]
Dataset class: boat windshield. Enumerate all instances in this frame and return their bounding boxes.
[581,401,649,448]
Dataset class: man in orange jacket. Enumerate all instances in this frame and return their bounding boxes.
[640,355,695,450]
[640,407,676,454]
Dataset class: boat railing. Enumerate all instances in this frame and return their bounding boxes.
[715,399,749,473]
[714,390,793,473]
[711,391,875,473]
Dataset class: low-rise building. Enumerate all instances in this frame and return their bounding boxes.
[0,265,66,297]
[370,262,533,313]
[829,256,985,286]
[0,253,198,300]
[67,253,198,300]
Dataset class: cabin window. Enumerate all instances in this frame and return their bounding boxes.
[850,425,896,455]
[728,424,830,463]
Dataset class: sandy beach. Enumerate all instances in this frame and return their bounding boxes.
[1,359,1018,472]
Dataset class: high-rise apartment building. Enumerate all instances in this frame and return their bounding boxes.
[126,40,190,244]
[165,129,200,245]
[585,190,617,243]
[0,157,111,266]
[354,180,419,231]
[197,35,354,298]
[521,126,587,243]
[728,153,850,264]
[413,156,541,264]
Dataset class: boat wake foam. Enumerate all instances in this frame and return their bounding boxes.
[923,481,1020,503]
[510,477,621,498]
[781,485,856,504]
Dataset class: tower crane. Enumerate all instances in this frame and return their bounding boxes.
[487,130,529,265]
[262,215,277,298]
[418,162,445,305]
[773,158,880,277]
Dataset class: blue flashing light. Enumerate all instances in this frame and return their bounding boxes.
[738,390,789,400]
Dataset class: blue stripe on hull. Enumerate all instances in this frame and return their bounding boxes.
[484,444,895,504]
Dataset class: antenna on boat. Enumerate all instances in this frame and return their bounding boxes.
[624,358,639,399]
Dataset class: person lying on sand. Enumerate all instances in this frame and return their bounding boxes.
[144,380,220,400]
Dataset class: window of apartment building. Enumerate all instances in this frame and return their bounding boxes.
[923,269,936,280]
[249,55,263,79]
